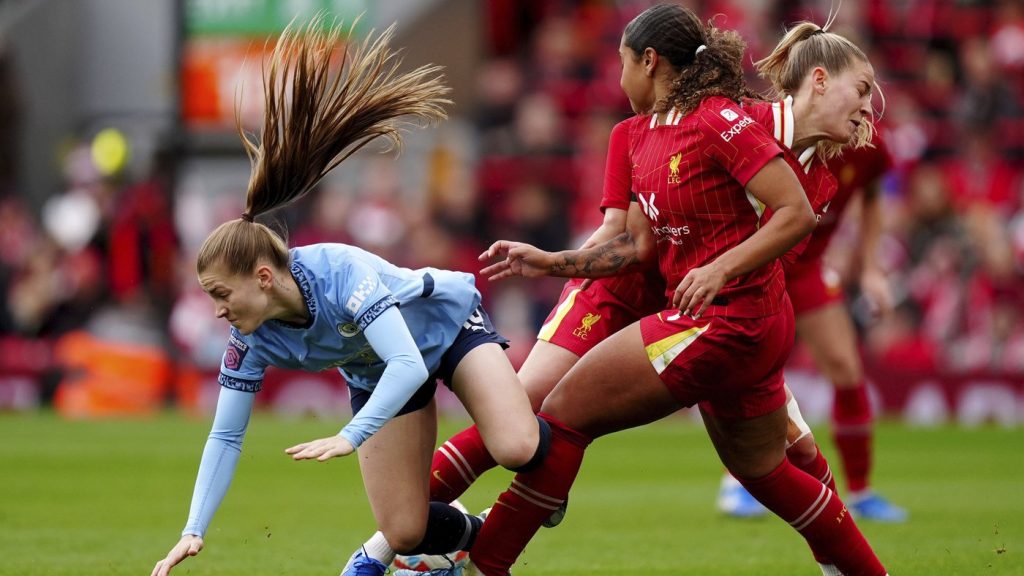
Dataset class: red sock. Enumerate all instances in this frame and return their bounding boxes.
[788,445,838,494]
[786,445,839,564]
[470,413,592,576]
[737,459,886,576]
[833,385,873,493]
[430,425,498,503]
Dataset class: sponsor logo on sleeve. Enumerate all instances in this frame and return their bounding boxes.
[720,115,754,142]
[218,373,262,393]
[346,275,378,314]
[356,295,398,330]
[224,334,249,371]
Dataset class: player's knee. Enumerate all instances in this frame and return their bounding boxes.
[786,433,818,466]
[380,522,427,554]
[823,355,863,388]
[498,415,551,472]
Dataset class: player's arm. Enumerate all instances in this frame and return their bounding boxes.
[286,305,428,459]
[857,176,892,315]
[153,387,256,576]
[480,202,654,280]
[579,207,627,249]
[674,157,816,315]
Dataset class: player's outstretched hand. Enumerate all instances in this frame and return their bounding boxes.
[151,534,203,576]
[672,262,727,318]
[286,435,354,461]
[479,240,554,281]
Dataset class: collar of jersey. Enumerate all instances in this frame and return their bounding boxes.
[269,262,317,329]
[773,95,816,174]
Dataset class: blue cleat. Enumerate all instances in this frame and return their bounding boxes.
[849,492,908,523]
[341,548,388,576]
[717,474,767,518]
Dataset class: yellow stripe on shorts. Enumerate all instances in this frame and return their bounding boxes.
[645,322,711,375]
[537,288,581,341]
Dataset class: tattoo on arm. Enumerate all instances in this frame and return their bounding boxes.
[551,233,640,277]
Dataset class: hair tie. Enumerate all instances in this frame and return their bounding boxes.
[695,44,707,56]
[241,212,254,222]
[810,28,826,37]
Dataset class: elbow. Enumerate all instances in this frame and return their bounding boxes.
[794,206,817,238]
[634,233,656,265]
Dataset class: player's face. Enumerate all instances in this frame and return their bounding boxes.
[619,38,654,114]
[820,59,875,144]
[198,263,270,335]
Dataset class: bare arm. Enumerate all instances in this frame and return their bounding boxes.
[579,207,627,249]
[673,157,816,315]
[857,178,893,315]
[480,203,654,280]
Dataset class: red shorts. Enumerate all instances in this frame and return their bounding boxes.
[785,259,844,316]
[638,297,795,419]
[538,278,650,357]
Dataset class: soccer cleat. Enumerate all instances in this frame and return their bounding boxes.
[341,548,388,576]
[392,557,465,575]
[849,492,908,523]
[717,474,768,518]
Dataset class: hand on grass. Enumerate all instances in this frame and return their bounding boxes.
[285,435,354,461]
[151,534,203,576]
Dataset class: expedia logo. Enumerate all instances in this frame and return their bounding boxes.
[668,152,682,184]
[720,116,754,142]
[720,108,739,121]
[337,323,360,338]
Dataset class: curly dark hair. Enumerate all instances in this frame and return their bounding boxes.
[623,4,758,116]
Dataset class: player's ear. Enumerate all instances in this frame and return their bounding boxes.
[256,265,274,289]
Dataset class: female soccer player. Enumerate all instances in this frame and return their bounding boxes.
[720,133,909,522]
[433,5,888,576]
[149,18,551,576]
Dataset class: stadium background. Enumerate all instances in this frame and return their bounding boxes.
[1,0,1022,425]
[0,1,1022,574]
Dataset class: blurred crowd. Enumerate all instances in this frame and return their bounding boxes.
[1,0,1023,409]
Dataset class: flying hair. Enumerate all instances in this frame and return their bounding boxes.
[197,14,451,277]
[239,14,451,220]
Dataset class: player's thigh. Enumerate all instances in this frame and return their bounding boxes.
[357,400,437,545]
[542,321,681,438]
[517,339,581,411]
[700,403,788,478]
[450,343,538,464]
[795,302,863,386]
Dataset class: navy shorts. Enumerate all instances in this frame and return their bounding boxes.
[350,305,510,417]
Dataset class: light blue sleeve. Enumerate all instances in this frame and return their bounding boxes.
[181,387,255,537]
[338,305,429,448]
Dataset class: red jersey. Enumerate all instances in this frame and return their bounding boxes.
[743,97,838,266]
[626,96,787,318]
[807,133,892,264]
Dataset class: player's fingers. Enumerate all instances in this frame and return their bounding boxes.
[479,260,509,278]
[284,443,308,454]
[672,276,693,309]
[479,240,509,261]
[693,286,718,318]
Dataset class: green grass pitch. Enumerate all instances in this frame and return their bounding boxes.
[0,412,1020,575]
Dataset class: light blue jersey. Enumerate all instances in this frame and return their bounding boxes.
[182,244,481,537]
[221,243,480,394]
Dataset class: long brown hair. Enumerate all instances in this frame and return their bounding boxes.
[755,22,874,159]
[197,15,451,276]
[623,4,757,116]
